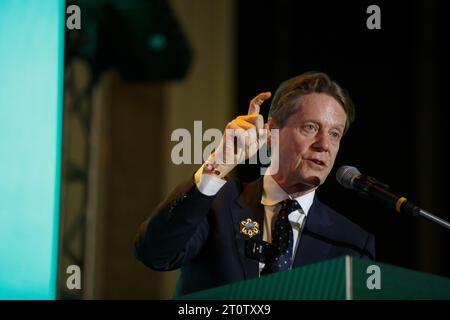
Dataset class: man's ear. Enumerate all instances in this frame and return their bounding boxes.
[266,117,279,148]
[267,116,278,128]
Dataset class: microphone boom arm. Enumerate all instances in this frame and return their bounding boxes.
[337,166,450,230]
[357,175,450,229]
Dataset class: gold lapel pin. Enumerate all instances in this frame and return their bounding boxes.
[240,218,260,238]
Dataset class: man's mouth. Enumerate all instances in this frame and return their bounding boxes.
[307,158,326,167]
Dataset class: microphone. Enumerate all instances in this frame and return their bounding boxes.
[245,238,280,263]
[336,165,450,229]
[336,166,420,215]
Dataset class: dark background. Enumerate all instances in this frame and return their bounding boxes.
[61,0,449,298]
[236,0,448,277]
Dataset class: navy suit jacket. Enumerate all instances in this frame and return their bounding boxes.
[134,176,375,296]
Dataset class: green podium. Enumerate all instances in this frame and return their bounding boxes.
[179,256,450,300]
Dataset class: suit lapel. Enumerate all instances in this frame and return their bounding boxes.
[231,178,264,280]
[293,197,334,267]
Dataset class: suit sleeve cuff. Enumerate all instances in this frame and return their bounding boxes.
[194,164,227,196]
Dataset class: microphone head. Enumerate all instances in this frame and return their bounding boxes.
[336,166,361,189]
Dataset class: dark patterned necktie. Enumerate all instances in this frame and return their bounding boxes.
[261,199,301,275]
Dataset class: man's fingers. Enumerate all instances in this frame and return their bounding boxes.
[248,91,271,115]
[220,99,271,165]
[236,114,264,132]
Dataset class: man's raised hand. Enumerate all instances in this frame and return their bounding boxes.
[205,92,271,178]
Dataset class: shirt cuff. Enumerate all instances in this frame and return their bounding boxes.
[194,164,227,196]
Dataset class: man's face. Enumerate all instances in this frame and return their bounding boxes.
[270,93,347,193]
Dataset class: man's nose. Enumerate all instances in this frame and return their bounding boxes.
[312,131,330,152]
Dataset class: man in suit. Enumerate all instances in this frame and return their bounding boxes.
[134,71,375,296]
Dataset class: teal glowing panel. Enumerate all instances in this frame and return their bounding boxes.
[0,0,65,299]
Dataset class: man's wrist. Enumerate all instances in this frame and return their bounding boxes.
[202,163,221,176]
[203,161,235,179]
[194,164,227,196]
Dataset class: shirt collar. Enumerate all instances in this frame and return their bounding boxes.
[261,174,315,216]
